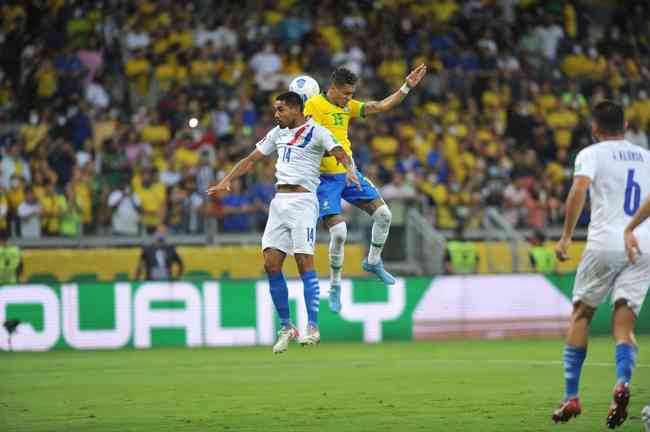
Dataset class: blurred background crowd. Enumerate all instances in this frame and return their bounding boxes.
[1,0,649,238]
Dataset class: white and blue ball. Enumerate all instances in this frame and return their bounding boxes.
[289,75,320,102]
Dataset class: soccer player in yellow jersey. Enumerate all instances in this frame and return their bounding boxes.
[304,65,427,313]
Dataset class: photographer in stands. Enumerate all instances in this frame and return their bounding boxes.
[134,225,184,281]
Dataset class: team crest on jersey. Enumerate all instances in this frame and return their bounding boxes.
[322,200,330,209]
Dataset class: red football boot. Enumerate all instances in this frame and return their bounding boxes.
[606,383,630,429]
[552,397,582,423]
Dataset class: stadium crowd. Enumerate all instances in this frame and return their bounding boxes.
[0,0,649,238]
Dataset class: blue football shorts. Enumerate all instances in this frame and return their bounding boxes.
[317,172,381,218]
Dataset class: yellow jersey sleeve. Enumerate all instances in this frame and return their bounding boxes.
[304,97,316,118]
[349,99,365,119]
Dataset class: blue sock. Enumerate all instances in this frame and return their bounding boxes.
[301,271,320,327]
[268,272,291,328]
[563,345,587,400]
[615,343,637,385]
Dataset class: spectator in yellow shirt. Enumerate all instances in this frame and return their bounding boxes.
[40,179,66,236]
[378,48,408,88]
[371,123,399,167]
[21,111,50,153]
[546,99,579,149]
[431,0,459,23]
[7,175,25,217]
[564,2,577,38]
[125,49,151,98]
[71,167,94,233]
[168,22,193,52]
[140,110,171,144]
[134,167,167,234]
[535,81,558,116]
[561,45,591,79]
[35,60,58,100]
[190,47,216,86]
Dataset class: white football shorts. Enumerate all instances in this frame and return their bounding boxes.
[573,249,650,316]
[262,192,318,256]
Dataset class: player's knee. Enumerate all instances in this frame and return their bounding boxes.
[295,254,314,274]
[264,260,282,275]
[329,222,347,246]
[572,302,596,322]
[373,204,392,227]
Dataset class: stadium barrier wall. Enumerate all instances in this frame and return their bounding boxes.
[19,241,586,283]
[21,244,368,282]
[2,274,649,351]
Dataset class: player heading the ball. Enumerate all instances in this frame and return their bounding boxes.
[207,91,359,354]
[301,64,426,314]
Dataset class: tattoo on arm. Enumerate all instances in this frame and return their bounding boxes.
[364,90,408,115]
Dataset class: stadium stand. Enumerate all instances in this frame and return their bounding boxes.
[0,0,649,240]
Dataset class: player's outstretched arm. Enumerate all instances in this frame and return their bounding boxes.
[364,64,427,115]
[330,146,361,190]
[207,149,265,196]
[624,196,650,263]
[556,175,591,261]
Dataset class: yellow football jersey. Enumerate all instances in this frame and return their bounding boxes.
[304,95,365,174]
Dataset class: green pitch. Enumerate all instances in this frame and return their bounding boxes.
[2,337,649,432]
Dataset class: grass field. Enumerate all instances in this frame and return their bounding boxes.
[1,337,649,432]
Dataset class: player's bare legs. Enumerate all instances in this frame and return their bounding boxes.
[264,248,298,353]
[552,301,595,423]
[355,198,395,285]
[264,248,286,275]
[566,301,595,347]
[295,253,321,346]
[607,299,637,428]
[324,214,346,313]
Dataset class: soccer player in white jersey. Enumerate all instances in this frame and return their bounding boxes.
[552,100,650,428]
[207,92,359,354]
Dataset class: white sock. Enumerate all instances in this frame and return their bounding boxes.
[329,222,347,285]
[368,205,392,265]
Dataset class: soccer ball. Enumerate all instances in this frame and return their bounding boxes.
[643,405,650,427]
[289,75,320,102]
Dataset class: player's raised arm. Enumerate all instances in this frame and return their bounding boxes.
[363,64,427,115]
[207,148,265,196]
[624,196,650,263]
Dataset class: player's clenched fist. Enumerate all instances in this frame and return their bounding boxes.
[555,237,570,261]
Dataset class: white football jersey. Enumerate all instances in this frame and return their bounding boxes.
[574,139,650,251]
[256,118,341,192]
